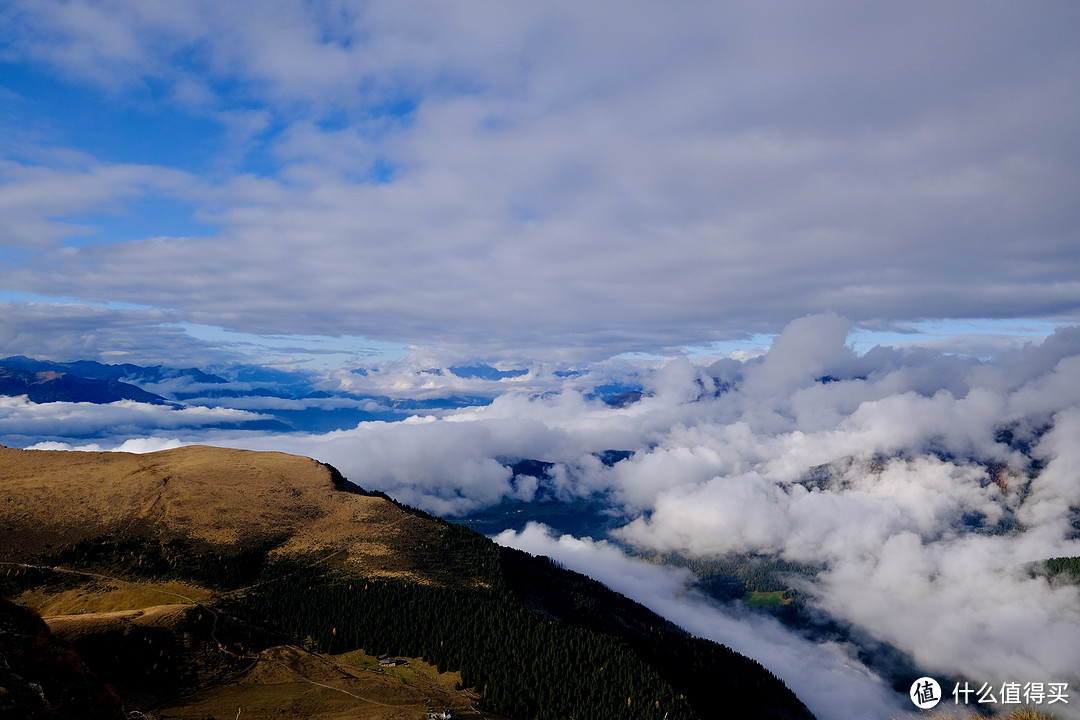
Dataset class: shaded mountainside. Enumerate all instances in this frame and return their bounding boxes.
[0,445,813,720]
[0,597,126,720]
[0,356,226,390]
[0,365,168,404]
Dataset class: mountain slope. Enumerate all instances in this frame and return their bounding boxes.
[0,445,440,570]
[0,356,226,388]
[0,597,126,720]
[0,365,168,404]
[0,445,813,720]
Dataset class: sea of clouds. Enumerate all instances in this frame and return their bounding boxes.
[12,313,1080,719]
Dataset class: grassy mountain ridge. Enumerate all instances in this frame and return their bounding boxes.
[0,444,813,719]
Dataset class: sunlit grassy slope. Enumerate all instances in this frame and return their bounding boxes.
[1,444,815,720]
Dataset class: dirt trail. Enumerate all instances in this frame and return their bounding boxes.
[4,561,487,718]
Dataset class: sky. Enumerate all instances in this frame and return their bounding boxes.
[1,0,1079,367]
[4,4,1080,719]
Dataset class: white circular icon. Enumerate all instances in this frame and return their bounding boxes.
[910,677,942,709]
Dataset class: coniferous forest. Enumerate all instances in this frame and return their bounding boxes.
[3,518,813,720]
[228,522,813,720]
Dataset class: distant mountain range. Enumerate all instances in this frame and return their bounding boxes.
[0,357,655,447]
[0,355,228,405]
[0,355,226,387]
[0,364,168,404]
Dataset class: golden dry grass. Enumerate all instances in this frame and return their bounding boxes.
[0,445,507,720]
[41,604,496,720]
[154,645,494,720]
[15,578,209,616]
[44,602,193,637]
[0,444,447,581]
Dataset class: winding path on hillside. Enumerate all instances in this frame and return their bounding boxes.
[1,561,200,605]
[2,561,475,717]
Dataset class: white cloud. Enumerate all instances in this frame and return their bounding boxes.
[0,159,196,248]
[15,315,1080,718]
[2,4,1079,358]
[494,523,908,720]
[227,316,1080,717]
[28,436,184,453]
[816,530,1080,688]
[0,301,228,366]
[0,395,270,442]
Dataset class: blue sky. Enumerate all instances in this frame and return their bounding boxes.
[1,1,1079,369]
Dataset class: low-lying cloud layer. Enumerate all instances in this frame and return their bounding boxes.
[0,395,267,448]
[254,315,1080,716]
[14,314,1080,718]
[494,523,909,720]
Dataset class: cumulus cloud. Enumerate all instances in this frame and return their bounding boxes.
[327,354,537,401]
[29,436,185,453]
[16,315,1080,717]
[2,3,1080,359]
[182,315,1080,718]
[0,395,272,446]
[237,408,614,515]
[494,523,908,720]
[740,312,853,397]
[0,302,228,367]
[0,159,195,248]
